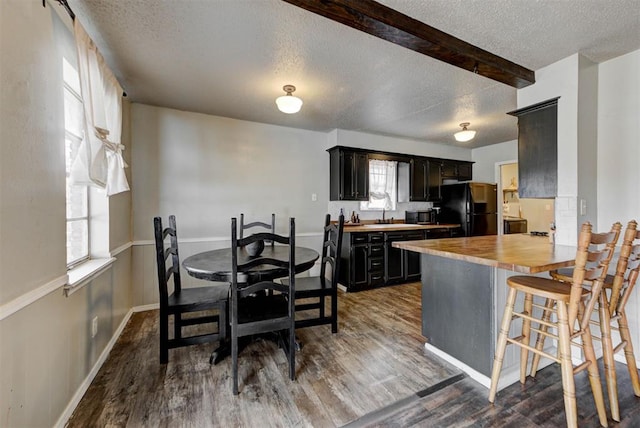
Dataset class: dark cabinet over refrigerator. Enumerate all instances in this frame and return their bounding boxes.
[440,182,498,236]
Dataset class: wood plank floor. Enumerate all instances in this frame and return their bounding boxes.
[67,282,640,427]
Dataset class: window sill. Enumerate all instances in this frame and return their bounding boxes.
[65,257,116,297]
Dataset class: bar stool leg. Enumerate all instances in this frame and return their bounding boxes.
[520,293,533,384]
[582,320,608,427]
[530,297,554,377]
[599,292,619,421]
[489,287,517,403]
[618,309,640,396]
[556,301,578,428]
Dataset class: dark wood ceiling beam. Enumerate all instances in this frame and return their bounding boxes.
[282,0,535,89]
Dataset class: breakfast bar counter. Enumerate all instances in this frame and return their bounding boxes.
[393,234,577,389]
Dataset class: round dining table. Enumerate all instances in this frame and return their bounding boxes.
[182,245,319,364]
[182,245,319,283]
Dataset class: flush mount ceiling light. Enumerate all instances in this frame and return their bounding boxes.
[454,122,476,142]
[275,84,303,114]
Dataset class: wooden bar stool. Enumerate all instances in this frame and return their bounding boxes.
[532,220,640,421]
[489,222,621,428]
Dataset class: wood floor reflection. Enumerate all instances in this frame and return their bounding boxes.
[67,282,640,427]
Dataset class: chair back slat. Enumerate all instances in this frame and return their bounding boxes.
[154,215,183,305]
[240,213,276,246]
[231,216,295,298]
[609,221,639,315]
[569,222,621,331]
[319,214,344,281]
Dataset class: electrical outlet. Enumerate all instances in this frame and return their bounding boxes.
[311,193,317,201]
[91,316,98,338]
[580,199,587,216]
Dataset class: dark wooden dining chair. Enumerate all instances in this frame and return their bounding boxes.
[230,217,296,395]
[153,215,228,364]
[283,213,344,332]
[489,221,621,428]
[240,213,275,247]
[532,220,640,422]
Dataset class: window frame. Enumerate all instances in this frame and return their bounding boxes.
[63,61,91,268]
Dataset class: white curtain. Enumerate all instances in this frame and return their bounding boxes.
[368,159,397,210]
[70,21,129,196]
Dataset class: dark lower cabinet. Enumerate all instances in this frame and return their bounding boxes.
[341,229,455,291]
[384,233,406,284]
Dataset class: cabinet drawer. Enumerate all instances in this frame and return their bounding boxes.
[369,233,384,244]
[368,271,384,286]
[369,244,384,258]
[368,257,384,272]
[352,234,367,244]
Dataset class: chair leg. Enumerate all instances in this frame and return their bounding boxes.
[520,293,533,384]
[618,309,640,396]
[599,293,619,422]
[219,303,227,341]
[232,325,239,395]
[160,309,169,364]
[530,298,554,377]
[489,287,517,403]
[556,302,579,428]
[582,325,608,427]
[331,290,338,334]
[174,313,182,340]
[289,326,296,381]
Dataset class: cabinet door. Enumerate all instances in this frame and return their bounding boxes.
[351,244,369,289]
[410,158,428,201]
[508,98,558,198]
[457,163,473,181]
[405,251,421,282]
[355,152,369,200]
[384,234,405,284]
[441,162,457,178]
[341,151,357,200]
[427,159,442,201]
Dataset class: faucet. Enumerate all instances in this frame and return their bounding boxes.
[382,208,386,222]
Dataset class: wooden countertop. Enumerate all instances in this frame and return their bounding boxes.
[342,223,460,233]
[393,234,577,274]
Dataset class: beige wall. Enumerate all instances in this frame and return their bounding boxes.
[0,2,132,426]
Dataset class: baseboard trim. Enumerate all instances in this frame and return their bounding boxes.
[133,303,159,312]
[423,343,554,391]
[54,308,134,428]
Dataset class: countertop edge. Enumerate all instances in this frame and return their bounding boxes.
[342,223,460,233]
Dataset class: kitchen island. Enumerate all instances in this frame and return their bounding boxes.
[393,234,577,389]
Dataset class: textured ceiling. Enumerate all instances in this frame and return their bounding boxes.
[67,0,640,148]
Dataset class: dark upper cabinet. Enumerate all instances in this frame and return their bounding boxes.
[410,158,428,201]
[329,147,369,201]
[329,146,474,202]
[426,159,442,201]
[442,160,473,181]
[507,98,559,198]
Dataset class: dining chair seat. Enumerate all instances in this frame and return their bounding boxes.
[166,285,229,309]
[551,267,615,287]
[294,276,335,295]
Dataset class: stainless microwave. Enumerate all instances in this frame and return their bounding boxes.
[405,210,437,224]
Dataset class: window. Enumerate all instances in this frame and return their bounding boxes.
[63,58,89,267]
[360,159,397,211]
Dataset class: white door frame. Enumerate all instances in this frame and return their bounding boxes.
[495,160,518,235]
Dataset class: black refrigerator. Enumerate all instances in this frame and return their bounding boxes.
[440,182,498,236]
